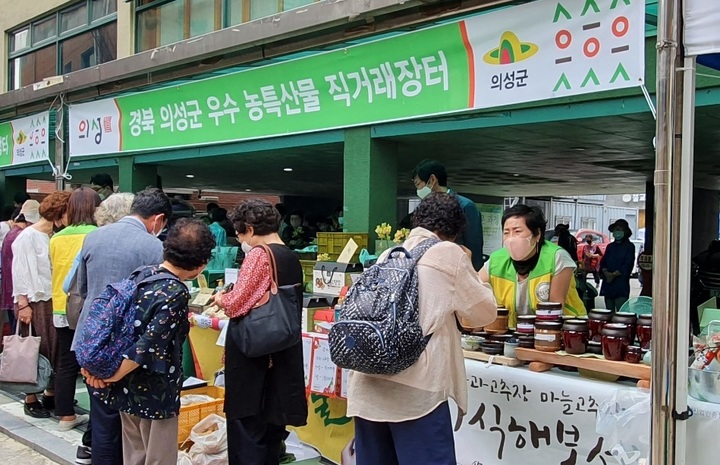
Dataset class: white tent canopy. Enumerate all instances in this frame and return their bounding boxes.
[684,0,720,56]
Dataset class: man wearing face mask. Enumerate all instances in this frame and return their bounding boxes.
[412,160,484,271]
[479,204,586,329]
[599,219,636,311]
[72,187,171,465]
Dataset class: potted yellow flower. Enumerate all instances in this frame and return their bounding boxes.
[375,222,393,254]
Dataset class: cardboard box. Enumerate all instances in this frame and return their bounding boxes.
[312,262,363,297]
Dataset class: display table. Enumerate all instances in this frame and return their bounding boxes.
[183,320,720,464]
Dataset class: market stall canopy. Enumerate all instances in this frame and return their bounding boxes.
[684,0,720,69]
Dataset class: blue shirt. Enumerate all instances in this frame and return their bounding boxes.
[72,216,164,351]
[449,189,484,271]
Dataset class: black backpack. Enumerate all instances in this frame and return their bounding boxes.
[329,238,438,375]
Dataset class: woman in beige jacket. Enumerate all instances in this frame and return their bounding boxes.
[347,193,497,465]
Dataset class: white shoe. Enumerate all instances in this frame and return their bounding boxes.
[58,414,89,432]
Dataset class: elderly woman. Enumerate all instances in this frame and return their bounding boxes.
[212,199,307,465]
[1,201,36,332]
[85,218,215,465]
[599,219,636,311]
[348,193,497,465]
[94,193,135,227]
[12,191,71,418]
[479,204,586,329]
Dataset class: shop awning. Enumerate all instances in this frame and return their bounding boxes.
[685,0,720,68]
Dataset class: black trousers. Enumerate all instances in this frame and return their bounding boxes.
[227,416,288,465]
[88,388,122,465]
[54,327,81,417]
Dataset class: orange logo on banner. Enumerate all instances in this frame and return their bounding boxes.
[483,31,539,65]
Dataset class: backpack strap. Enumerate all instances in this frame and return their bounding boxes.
[408,238,441,262]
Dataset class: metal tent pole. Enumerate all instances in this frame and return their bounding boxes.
[652,0,683,463]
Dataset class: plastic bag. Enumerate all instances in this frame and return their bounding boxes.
[177,451,193,465]
[596,389,651,464]
[189,414,228,464]
[180,395,215,407]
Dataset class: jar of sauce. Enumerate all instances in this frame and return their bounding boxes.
[612,312,638,344]
[625,345,642,364]
[484,308,509,334]
[636,314,652,350]
[601,323,630,361]
[562,319,589,355]
[516,315,536,334]
[534,321,563,352]
[588,308,614,342]
[536,302,564,321]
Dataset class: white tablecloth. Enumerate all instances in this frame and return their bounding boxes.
[454,359,716,464]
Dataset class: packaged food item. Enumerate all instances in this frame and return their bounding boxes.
[534,321,562,352]
[601,323,630,361]
[588,308,614,342]
[536,302,563,321]
[516,315,536,334]
[562,319,589,355]
[636,314,652,350]
[484,308,509,334]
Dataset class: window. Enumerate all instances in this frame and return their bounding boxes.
[138,0,319,51]
[581,217,596,230]
[8,0,117,90]
[555,216,572,228]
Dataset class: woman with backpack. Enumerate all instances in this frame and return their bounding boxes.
[84,218,215,465]
[212,199,307,465]
[346,193,497,465]
[12,191,71,418]
[49,187,101,431]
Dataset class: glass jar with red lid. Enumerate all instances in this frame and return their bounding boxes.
[636,314,652,350]
[601,323,630,361]
[612,312,638,344]
[562,319,589,355]
[588,309,613,342]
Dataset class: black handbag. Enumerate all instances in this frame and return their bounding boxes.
[229,245,302,358]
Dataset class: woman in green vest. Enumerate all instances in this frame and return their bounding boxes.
[479,204,586,329]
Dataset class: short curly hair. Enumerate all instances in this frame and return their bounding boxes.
[39,191,71,222]
[412,193,466,239]
[228,199,281,236]
[95,193,135,227]
[163,218,216,271]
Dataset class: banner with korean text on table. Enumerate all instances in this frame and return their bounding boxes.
[68,0,644,157]
[0,112,51,168]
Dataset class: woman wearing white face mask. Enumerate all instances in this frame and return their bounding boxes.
[478,204,586,329]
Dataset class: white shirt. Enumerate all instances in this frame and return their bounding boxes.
[12,227,52,304]
[481,248,577,315]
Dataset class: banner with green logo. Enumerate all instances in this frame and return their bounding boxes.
[0,112,51,167]
[68,0,644,157]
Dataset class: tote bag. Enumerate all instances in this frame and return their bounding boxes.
[229,245,301,358]
[0,321,40,384]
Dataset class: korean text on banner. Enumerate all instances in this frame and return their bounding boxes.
[0,112,51,168]
[68,0,644,158]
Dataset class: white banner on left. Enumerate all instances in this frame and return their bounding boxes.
[0,112,50,167]
[68,99,121,157]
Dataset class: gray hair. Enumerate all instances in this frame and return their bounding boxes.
[94,193,135,227]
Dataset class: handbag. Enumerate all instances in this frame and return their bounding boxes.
[229,245,301,358]
[66,270,84,330]
[0,321,41,384]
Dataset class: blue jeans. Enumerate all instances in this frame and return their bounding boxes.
[88,388,122,465]
[354,402,456,465]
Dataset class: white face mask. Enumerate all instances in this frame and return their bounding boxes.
[416,179,434,199]
[241,241,252,254]
[505,235,536,261]
[338,217,344,227]
[152,217,164,238]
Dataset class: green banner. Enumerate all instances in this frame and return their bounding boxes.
[69,23,469,156]
[68,0,645,157]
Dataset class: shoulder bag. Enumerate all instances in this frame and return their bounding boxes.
[0,321,53,392]
[229,245,301,358]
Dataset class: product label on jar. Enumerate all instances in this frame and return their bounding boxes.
[535,333,557,342]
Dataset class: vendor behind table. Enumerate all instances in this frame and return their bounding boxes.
[479,204,586,329]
